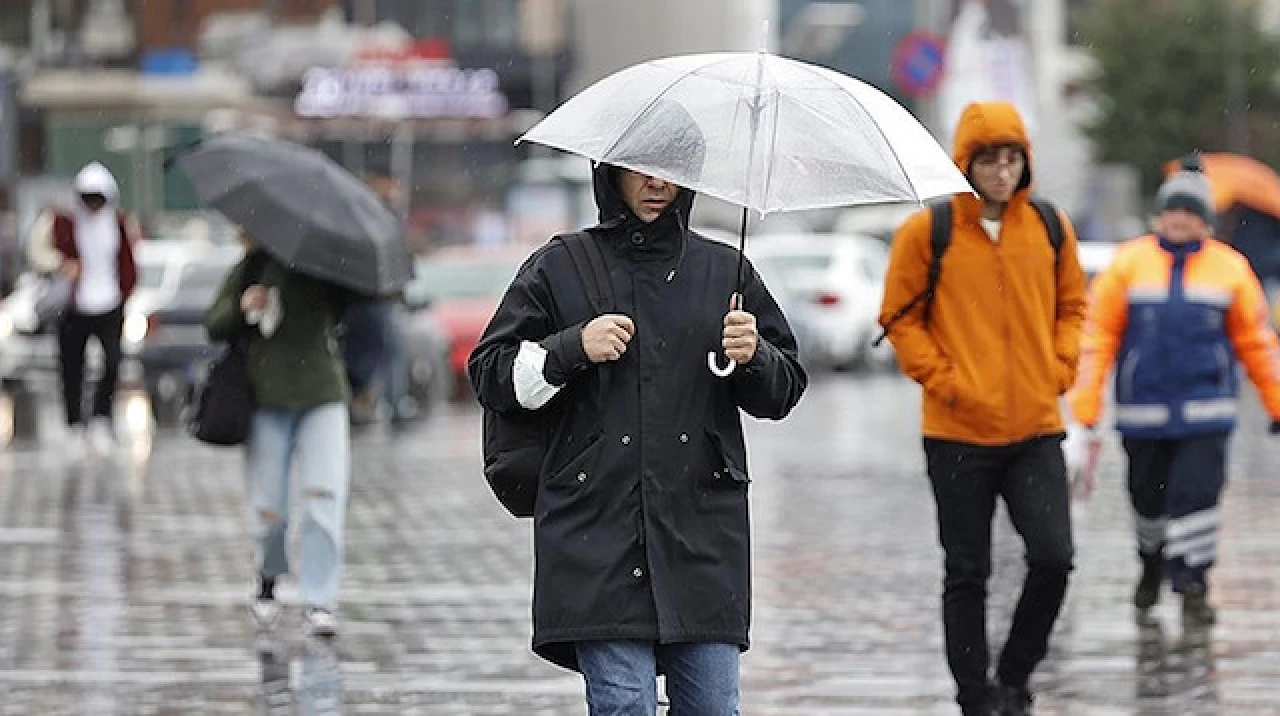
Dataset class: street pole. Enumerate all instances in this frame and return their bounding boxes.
[1225,0,1248,154]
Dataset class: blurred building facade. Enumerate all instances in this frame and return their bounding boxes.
[7,0,1273,253]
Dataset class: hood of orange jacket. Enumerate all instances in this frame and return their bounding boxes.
[952,101,1033,219]
[878,101,1089,445]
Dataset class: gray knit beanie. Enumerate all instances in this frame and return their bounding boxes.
[1154,162,1214,224]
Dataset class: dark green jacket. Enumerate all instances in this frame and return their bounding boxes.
[204,252,352,411]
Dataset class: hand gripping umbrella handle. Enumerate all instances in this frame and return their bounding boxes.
[708,351,737,377]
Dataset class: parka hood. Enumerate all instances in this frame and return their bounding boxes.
[952,101,1033,194]
[73,161,120,202]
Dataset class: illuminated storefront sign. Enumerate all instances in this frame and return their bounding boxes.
[295,64,508,119]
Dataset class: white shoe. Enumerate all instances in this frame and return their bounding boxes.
[64,427,86,465]
[87,419,115,457]
[304,608,339,638]
[250,597,282,630]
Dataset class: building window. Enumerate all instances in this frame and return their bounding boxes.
[452,0,518,50]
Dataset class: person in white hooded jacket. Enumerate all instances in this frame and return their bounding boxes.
[27,162,139,457]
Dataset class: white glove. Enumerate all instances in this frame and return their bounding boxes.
[1063,421,1101,500]
[1062,422,1091,473]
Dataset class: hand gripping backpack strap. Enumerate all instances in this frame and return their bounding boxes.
[558,232,616,407]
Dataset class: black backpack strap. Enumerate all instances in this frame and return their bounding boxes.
[559,232,614,315]
[556,231,615,406]
[921,200,952,324]
[1029,197,1066,271]
[873,200,952,346]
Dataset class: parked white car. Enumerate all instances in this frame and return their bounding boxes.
[746,233,893,371]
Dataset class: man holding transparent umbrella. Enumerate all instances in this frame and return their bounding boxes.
[471,50,971,713]
[469,109,807,713]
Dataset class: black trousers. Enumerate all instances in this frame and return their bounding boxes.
[1123,433,1229,593]
[57,305,124,426]
[924,435,1075,710]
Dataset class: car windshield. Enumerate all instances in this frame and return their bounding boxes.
[407,259,519,304]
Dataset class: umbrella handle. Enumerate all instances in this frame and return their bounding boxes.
[708,351,737,378]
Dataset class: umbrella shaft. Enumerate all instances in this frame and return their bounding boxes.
[735,206,748,304]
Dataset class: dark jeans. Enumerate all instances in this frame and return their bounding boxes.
[576,640,740,716]
[57,305,124,426]
[1123,433,1229,592]
[924,435,1075,711]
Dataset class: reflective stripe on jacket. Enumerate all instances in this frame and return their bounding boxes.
[1068,235,1280,437]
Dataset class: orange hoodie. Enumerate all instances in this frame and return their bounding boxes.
[878,102,1089,446]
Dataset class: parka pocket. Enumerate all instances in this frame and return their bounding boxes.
[703,429,750,489]
[545,430,603,492]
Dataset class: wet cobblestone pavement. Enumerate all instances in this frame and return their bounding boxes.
[2,374,1280,714]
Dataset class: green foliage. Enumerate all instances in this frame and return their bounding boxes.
[1080,0,1280,195]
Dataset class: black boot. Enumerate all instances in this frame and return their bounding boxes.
[995,682,1033,716]
[1181,582,1217,627]
[1134,555,1163,610]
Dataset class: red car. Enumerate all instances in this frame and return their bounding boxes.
[409,246,530,399]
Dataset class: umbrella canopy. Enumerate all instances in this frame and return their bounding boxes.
[518,51,972,215]
[174,133,412,296]
[1164,152,1280,219]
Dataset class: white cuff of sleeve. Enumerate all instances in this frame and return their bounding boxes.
[514,340,563,410]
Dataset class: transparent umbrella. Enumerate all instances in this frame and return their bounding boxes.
[519,51,972,375]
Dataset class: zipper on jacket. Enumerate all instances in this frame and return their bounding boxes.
[995,233,1014,435]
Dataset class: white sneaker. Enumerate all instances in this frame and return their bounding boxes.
[304,608,339,638]
[63,427,87,465]
[250,597,282,630]
[87,418,115,457]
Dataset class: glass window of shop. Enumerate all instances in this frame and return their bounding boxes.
[453,0,519,50]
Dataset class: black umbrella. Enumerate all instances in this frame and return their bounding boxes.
[172,133,412,295]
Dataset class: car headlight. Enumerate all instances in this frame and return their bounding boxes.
[123,312,151,345]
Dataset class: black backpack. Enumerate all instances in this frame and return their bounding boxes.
[184,253,269,446]
[482,232,613,518]
[875,197,1065,345]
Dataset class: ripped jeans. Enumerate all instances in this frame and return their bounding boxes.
[246,403,351,611]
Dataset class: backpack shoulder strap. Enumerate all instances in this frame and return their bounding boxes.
[872,199,953,346]
[558,232,614,315]
[1028,197,1066,269]
[921,199,953,324]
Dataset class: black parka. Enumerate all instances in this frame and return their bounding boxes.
[468,164,807,670]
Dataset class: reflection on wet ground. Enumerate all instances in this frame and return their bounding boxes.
[257,638,345,716]
[1,374,1280,714]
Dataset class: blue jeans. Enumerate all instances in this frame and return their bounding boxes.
[246,403,350,610]
[577,641,741,716]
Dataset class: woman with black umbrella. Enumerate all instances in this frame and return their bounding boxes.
[205,231,357,638]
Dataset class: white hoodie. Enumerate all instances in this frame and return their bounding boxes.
[71,162,124,315]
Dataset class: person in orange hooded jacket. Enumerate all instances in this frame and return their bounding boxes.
[1066,156,1280,627]
[879,101,1088,716]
